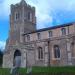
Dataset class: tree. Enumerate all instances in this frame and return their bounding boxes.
[0,49,3,67]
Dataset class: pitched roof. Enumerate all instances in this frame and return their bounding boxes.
[23,22,74,35]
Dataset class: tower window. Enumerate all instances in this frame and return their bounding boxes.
[37,33,41,39]
[61,28,66,35]
[54,45,60,58]
[38,47,43,59]
[28,12,30,20]
[24,12,26,19]
[17,13,20,19]
[15,12,20,20]
[15,13,17,20]
[49,31,52,37]
[28,12,32,21]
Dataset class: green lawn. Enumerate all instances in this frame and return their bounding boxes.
[32,66,75,73]
[0,68,10,75]
[0,66,75,75]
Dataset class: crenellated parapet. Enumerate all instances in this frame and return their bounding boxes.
[10,0,35,12]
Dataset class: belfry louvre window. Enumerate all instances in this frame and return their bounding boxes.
[38,47,43,59]
[54,45,60,58]
[61,28,66,35]
[27,12,32,21]
[15,12,20,20]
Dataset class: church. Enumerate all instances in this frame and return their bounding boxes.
[3,0,75,68]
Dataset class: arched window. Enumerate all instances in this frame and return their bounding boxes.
[61,28,66,35]
[27,34,30,41]
[54,45,60,58]
[71,42,75,57]
[48,31,52,37]
[38,47,43,59]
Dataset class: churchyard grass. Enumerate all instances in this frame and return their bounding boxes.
[0,68,10,75]
[0,66,75,75]
[32,66,75,73]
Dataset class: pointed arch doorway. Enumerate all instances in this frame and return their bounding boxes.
[13,50,21,67]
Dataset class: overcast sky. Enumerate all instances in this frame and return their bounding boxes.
[0,0,75,49]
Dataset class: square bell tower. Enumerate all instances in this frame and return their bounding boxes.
[9,0,36,44]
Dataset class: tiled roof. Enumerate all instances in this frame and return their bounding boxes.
[23,22,74,35]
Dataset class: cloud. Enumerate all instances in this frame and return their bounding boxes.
[27,0,75,27]
[26,0,53,29]
[0,0,20,19]
[0,41,6,50]
[0,0,53,28]
[0,0,75,28]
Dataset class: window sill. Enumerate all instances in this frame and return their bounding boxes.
[38,59,44,61]
[72,57,75,59]
[52,58,61,60]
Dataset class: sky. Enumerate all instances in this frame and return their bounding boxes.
[0,0,75,50]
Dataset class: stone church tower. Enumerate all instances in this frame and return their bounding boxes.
[10,0,36,44]
[3,0,36,68]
